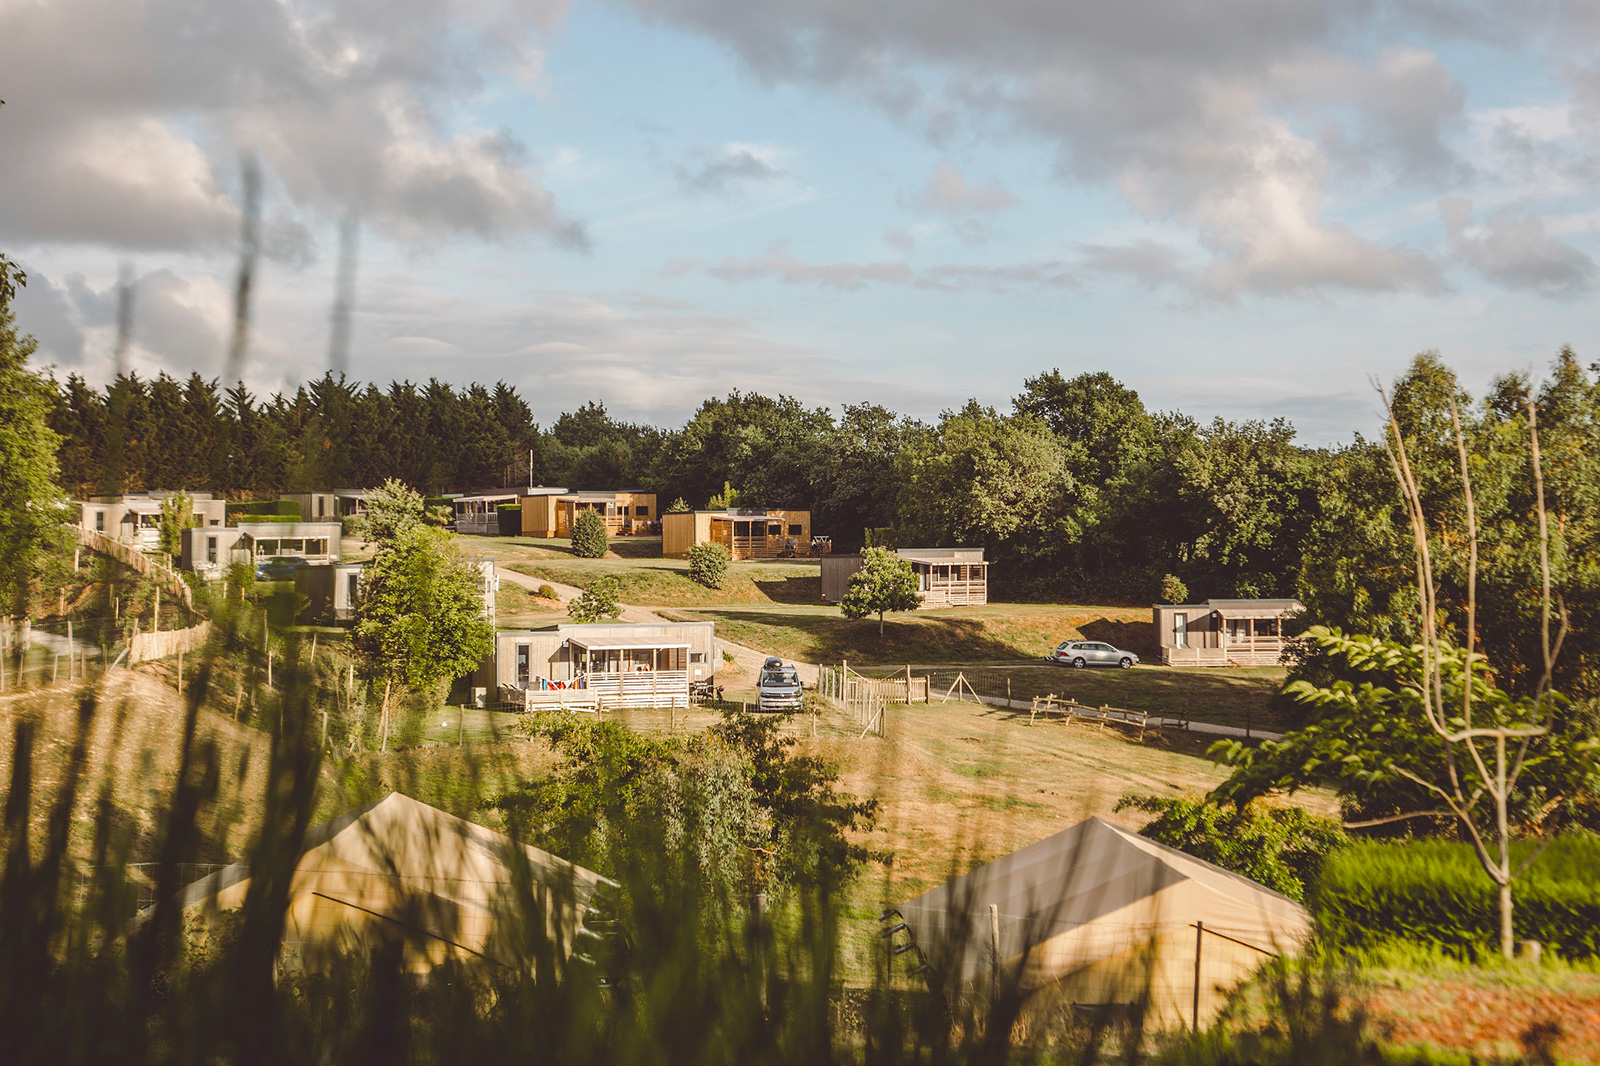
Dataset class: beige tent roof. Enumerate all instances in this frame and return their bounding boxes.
[898,817,1310,1028]
[180,792,611,969]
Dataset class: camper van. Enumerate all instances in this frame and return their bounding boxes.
[757,658,804,713]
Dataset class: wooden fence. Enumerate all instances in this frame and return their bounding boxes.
[73,526,194,610]
[817,662,931,737]
[128,621,211,665]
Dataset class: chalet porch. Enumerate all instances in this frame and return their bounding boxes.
[509,639,692,709]
[914,561,988,607]
[711,517,809,560]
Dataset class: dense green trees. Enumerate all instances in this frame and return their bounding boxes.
[0,256,66,636]
[43,351,1599,612]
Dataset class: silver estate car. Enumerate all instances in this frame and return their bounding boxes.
[1046,641,1139,669]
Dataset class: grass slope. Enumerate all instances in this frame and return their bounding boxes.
[658,602,1155,662]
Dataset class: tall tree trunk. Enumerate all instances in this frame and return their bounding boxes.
[380,676,392,753]
[1497,738,1514,958]
[878,610,884,636]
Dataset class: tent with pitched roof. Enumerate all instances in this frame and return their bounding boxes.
[179,792,610,971]
[896,816,1311,1028]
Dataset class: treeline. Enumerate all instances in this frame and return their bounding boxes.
[45,351,1600,646]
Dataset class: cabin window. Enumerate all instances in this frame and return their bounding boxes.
[317,497,325,517]
[515,644,531,686]
[636,505,649,517]
[305,538,327,557]
[206,537,218,564]
[346,572,359,604]
[258,539,279,555]
[689,651,706,663]
[1259,617,1281,637]
[94,511,105,532]
[1227,618,1250,640]
[1173,613,1188,648]
[279,538,306,555]
[209,518,220,526]
[768,522,784,536]
[788,524,803,536]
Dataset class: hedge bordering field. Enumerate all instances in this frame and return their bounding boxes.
[1313,837,1600,958]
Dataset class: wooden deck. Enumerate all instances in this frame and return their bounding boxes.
[1162,638,1287,667]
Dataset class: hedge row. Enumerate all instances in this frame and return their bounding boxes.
[225,499,301,520]
[1313,836,1600,958]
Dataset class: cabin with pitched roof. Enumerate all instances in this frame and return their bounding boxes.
[1151,598,1303,666]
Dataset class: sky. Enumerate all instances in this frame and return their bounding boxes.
[3,0,1599,444]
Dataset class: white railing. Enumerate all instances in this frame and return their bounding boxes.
[519,670,691,711]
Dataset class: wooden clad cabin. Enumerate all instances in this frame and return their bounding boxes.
[660,508,814,560]
[518,489,654,537]
[556,491,656,536]
[821,548,989,607]
[1151,598,1303,666]
[516,487,571,537]
[474,621,716,710]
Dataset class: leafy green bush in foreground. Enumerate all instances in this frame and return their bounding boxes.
[1314,837,1600,958]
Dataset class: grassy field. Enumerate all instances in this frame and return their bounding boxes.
[657,601,1156,661]
[495,582,565,627]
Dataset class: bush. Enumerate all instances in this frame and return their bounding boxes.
[666,497,690,513]
[570,509,607,558]
[568,575,621,623]
[495,503,521,536]
[1116,795,1345,902]
[1159,573,1188,604]
[685,541,730,590]
[536,584,559,601]
[1313,836,1600,958]
[225,499,300,523]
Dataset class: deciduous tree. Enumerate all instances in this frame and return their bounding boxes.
[353,524,493,749]
[838,546,922,635]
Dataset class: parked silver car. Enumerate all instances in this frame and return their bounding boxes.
[758,661,804,712]
[1046,641,1139,669]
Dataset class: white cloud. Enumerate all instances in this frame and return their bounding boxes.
[0,0,585,255]
[675,142,793,197]
[618,0,1489,299]
[1440,197,1596,298]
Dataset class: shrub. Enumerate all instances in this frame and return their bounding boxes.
[570,509,607,558]
[1313,836,1600,958]
[1159,573,1188,604]
[536,584,559,601]
[666,497,690,513]
[685,541,730,590]
[568,575,621,623]
[1115,794,1345,902]
[495,503,521,536]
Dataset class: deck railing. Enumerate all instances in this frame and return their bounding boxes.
[519,670,691,711]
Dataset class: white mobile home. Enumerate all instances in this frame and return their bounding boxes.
[475,621,716,710]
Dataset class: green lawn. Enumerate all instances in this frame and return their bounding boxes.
[658,601,1154,662]
[920,663,1292,732]
[507,558,824,607]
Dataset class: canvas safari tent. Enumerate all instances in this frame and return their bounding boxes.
[178,792,611,971]
[895,817,1310,1029]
